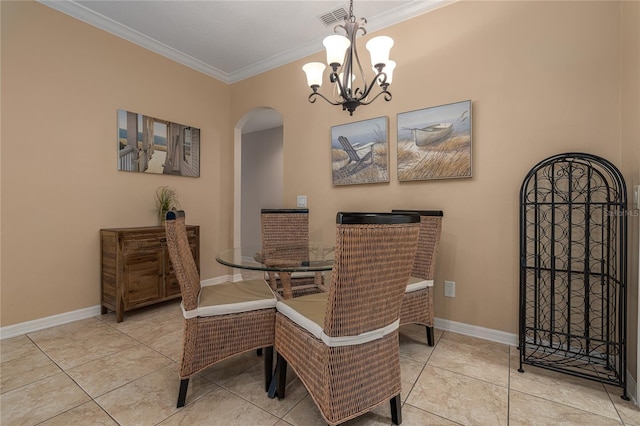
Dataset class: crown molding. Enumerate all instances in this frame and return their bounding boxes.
[228,1,451,83]
[38,0,231,83]
[38,0,451,85]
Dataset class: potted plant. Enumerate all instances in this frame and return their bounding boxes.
[156,186,180,224]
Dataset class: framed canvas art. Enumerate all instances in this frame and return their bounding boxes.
[397,100,472,181]
[117,109,200,177]
[331,116,389,185]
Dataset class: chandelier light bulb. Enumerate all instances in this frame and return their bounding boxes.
[323,35,350,67]
[302,62,326,87]
[366,36,394,68]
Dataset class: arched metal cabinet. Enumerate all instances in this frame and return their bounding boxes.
[519,152,628,400]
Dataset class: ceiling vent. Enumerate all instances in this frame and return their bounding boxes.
[317,7,348,27]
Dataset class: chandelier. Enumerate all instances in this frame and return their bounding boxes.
[302,0,395,116]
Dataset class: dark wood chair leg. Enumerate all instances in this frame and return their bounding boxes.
[426,326,434,346]
[257,348,263,356]
[275,352,288,400]
[177,378,189,408]
[390,394,402,425]
[264,346,273,392]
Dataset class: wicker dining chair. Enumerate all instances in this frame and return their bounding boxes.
[392,209,444,346]
[260,208,323,297]
[273,212,421,426]
[164,210,277,408]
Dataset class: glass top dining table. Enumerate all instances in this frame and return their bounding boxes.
[215,245,334,299]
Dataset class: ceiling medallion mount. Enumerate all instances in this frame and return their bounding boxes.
[302,0,395,116]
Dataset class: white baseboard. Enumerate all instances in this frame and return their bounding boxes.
[0,296,514,342]
[628,370,638,405]
[0,305,103,340]
[0,275,235,340]
[1,289,637,404]
[434,317,519,346]
[201,274,235,286]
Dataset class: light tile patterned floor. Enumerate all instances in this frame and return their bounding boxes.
[1,299,639,425]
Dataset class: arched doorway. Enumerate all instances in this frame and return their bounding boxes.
[233,107,284,253]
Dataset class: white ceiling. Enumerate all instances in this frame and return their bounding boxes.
[40,0,448,84]
[39,1,447,132]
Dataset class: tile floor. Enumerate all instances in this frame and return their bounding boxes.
[2,299,639,425]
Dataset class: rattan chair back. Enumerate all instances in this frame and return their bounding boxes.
[164,210,200,311]
[273,212,421,425]
[165,210,276,408]
[324,212,421,337]
[260,209,310,264]
[392,210,443,280]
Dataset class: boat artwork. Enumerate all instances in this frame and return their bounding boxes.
[410,123,453,147]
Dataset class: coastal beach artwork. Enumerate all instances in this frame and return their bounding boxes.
[117,109,200,177]
[331,117,389,186]
[397,100,472,181]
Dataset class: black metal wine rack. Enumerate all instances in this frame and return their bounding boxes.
[519,152,628,399]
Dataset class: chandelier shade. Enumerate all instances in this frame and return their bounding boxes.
[323,35,351,66]
[365,36,394,68]
[302,62,326,87]
[302,0,394,115]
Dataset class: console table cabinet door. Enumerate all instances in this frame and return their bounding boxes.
[123,251,163,307]
[101,225,199,322]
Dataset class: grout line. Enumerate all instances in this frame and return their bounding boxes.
[5,307,634,425]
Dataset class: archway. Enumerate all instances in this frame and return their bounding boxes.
[233,107,284,252]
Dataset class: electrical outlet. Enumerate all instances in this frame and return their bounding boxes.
[444,280,456,298]
[296,195,307,208]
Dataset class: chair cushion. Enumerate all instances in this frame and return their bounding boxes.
[276,293,399,347]
[182,279,277,319]
[406,276,434,293]
[277,292,327,333]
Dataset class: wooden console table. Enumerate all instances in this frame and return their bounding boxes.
[100,225,199,322]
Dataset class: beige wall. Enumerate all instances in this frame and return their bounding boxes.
[620,0,640,383]
[231,0,630,332]
[1,1,234,325]
[1,0,638,380]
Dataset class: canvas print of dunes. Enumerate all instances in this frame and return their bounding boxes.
[397,100,472,181]
[331,116,389,186]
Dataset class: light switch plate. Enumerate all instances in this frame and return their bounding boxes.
[296,195,307,208]
[634,185,640,210]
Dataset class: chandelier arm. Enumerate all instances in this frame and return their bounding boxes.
[357,70,387,100]
[375,69,388,86]
[340,41,354,99]
[358,89,392,106]
[332,70,352,102]
[343,17,369,101]
[308,91,343,106]
[356,18,367,36]
[333,23,347,34]
[352,43,369,98]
